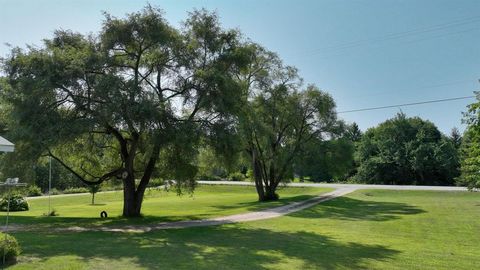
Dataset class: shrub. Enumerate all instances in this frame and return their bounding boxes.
[63,187,89,194]
[212,175,224,181]
[147,178,164,188]
[0,233,21,264]
[98,186,118,192]
[228,172,246,182]
[99,180,122,191]
[25,185,42,197]
[196,174,221,181]
[0,194,29,211]
[246,169,254,181]
[49,188,61,195]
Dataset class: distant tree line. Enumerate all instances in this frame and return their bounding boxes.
[198,112,467,187]
[354,113,459,185]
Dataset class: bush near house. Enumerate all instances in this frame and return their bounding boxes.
[0,194,29,211]
[0,233,21,264]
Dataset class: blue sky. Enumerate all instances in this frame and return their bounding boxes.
[1,0,479,134]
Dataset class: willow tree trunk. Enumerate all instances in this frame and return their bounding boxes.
[252,151,266,201]
[263,185,278,201]
[120,141,160,217]
[122,176,145,217]
[252,151,279,202]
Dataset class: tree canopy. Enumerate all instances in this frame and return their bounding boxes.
[0,5,470,218]
[457,126,480,190]
[354,113,459,185]
[294,136,355,182]
[457,92,480,190]
[233,46,342,201]
[1,7,251,216]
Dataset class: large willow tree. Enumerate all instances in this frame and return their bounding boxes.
[1,7,249,217]
[236,46,341,201]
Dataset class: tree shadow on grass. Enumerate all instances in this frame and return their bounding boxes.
[210,194,317,211]
[2,213,219,230]
[13,225,400,269]
[3,193,320,229]
[289,196,426,222]
[4,192,424,231]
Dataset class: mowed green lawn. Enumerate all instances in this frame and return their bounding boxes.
[5,187,480,269]
[3,185,332,227]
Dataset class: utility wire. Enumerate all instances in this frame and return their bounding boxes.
[338,95,475,114]
[299,15,480,56]
[350,79,474,99]
[305,26,480,61]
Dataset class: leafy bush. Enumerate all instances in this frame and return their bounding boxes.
[196,174,218,181]
[246,169,254,182]
[0,233,21,264]
[63,187,89,194]
[17,185,42,197]
[25,185,42,197]
[0,194,29,211]
[228,172,246,181]
[99,180,122,191]
[49,188,61,195]
[147,178,164,188]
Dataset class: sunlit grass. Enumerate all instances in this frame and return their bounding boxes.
[6,188,480,269]
[2,184,332,227]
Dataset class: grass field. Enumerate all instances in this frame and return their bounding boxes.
[3,187,480,269]
[2,185,332,227]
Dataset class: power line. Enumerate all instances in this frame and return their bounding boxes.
[299,15,480,56]
[304,26,480,61]
[338,95,475,114]
[350,79,474,99]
